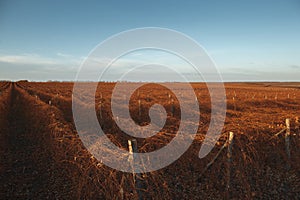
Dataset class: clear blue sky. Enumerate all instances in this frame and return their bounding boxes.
[0,0,300,81]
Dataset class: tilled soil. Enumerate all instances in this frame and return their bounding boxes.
[0,82,299,199]
[0,84,74,199]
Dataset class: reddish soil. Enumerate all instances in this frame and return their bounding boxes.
[0,81,299,199]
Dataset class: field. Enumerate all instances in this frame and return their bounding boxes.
[0,81,299,199]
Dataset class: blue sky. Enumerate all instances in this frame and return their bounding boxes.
[0,0,300,81]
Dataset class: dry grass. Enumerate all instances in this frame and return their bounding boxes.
[1,81,298,199]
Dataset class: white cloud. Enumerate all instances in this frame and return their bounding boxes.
[0,52,84,66]
[0,53,82,81]
[0,54,58,65]
[1,52,299,82]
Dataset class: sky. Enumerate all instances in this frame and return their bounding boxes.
[0,0,300,81]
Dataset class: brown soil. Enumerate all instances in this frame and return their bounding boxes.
[0,82,299,199]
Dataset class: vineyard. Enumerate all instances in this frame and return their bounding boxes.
[0,81,299,199]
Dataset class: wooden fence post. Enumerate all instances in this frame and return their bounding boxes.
[232,97,236,112]
[171,98,174,117]
[285,119,291,170]
[128,139,144,200]
[226,132,234,198]
[99,102,102,119]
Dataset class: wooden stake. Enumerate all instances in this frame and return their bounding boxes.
[285,119,291,170]
[99,103,102,119]
[226,132,234,197]
[233,97,236,112]
[128,139,144,200]
[119,187,124,200]
[171,98,174,117]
